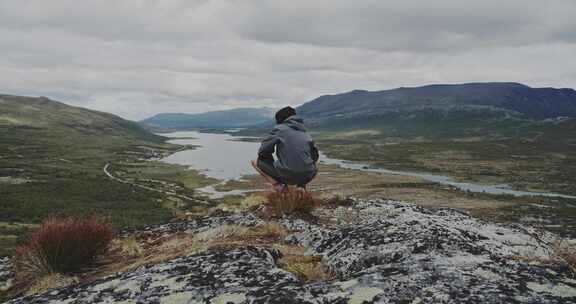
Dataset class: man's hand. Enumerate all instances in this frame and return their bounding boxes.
[310,142,319,163]
[258,153,274,162]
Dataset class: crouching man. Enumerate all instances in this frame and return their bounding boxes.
[251,106,319,191]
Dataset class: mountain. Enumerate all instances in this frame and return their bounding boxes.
[295,82,576,129]
[0,94,164,143]
[140,107,275,130]
[236,82,576,140]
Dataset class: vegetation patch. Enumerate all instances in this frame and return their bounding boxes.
[0,96,195,256]
[23,220,334,299]
[321,193,355,208]
[90,222,290,282]
[552,241,576,277]
[275,245,335,282]
[317,132,576,196]
[264,188,319,217]
[115,161,218,191]
[25,273,78,297]
[16,217,115,272]
[11,217,115,296]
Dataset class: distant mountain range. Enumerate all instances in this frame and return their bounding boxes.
[136,82,576,139]
[297,82,576,125]
[140,107,275,130]
[219,82,575,139]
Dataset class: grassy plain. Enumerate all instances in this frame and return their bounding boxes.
[313,121,576,196]
[305,124,576,237]
[0,122,219,256]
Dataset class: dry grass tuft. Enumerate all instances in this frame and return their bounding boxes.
[321,193,354,207]
[241,193,268,210]
[551,241,576,277]
[255,222,288,239]
[173,206,215,221]
[193,225,250,243]
[114,236,144,257]
[25,273,78,296]
[194,222,288,247]
[512,240,576,278]
[11,247,52,295]
[274,244,335,282]
[95,232,205,278]
[93,222,289,280]
[283,262,333,282]
[265,187,319,217]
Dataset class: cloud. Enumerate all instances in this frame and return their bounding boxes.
[0,0,575,120]
[234,0,576,51]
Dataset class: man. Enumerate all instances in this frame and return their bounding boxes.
[251,106,319,191]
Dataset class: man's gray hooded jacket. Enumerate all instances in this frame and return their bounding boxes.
[258,115,319,184]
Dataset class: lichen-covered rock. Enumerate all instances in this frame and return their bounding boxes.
[0,256,13,292]
[287,199,576,303]
[129,210,264,235]
[7,199,576,303]
[8,247,344,304]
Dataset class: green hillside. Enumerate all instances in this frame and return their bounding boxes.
[0,95,165,142]
[0,95,178,256]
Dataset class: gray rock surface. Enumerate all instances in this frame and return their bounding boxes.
[0,256,13,292]
[7,199,576,303]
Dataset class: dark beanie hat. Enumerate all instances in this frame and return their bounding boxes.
[275,106,296,124]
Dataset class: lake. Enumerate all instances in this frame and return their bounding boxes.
[161,131,259,180]
[161,131,576,199]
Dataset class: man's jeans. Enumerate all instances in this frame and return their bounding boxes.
[257,158,316,188]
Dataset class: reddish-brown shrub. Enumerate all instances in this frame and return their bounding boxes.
[265,187,318,217]
[15,217,116,274]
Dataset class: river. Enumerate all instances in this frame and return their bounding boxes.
[160,131,576,200]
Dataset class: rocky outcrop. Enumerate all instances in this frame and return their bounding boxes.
[6,199,576,303]
[0,257,12,293]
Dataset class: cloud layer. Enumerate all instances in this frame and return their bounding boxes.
[1,0,575,119]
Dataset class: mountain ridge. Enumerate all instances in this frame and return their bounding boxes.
[229,82,576,140]
[297,82,576,122]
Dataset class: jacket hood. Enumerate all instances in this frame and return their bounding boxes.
[282,115,306,131]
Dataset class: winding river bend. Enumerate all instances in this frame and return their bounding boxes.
[161,131,576,200]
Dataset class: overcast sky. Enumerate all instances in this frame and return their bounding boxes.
[2,0,576,120]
